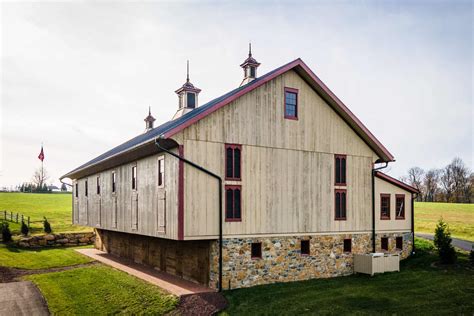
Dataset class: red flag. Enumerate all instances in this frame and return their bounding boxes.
[38,146,44,161]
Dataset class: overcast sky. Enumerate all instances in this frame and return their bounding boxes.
[1,1,472,188]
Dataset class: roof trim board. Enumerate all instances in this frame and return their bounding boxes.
[375,171,419,194]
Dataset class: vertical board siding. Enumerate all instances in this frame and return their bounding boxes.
[375,177,412,232]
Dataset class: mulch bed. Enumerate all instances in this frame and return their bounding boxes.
[169,292,228,316]
[0,262,98,283]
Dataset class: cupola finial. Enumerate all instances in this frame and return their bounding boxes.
[240,43,260,86]
[249,42,252,57]
[144,106,156,131]
[186,60,190,83]
[173,60,201,120]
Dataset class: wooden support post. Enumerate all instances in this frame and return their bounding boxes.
[21,214,24,223]
[16,213,18,223]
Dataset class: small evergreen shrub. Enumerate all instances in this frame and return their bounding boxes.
[21,220,29,236]
[433,218,457,264]
[470,248,474,266]
[1,222,12,242]
[43,217,52,234]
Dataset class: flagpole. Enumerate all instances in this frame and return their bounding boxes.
[41,142,44,189]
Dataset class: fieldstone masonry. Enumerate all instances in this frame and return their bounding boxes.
[210,232,413,289]
[16,232,95,248]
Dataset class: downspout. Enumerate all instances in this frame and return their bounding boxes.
[411,192,418,256]
[155,136,223,293]
[372,162,388,253]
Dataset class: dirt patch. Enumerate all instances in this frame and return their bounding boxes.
[0,262,98,283]
[169,292,228,316]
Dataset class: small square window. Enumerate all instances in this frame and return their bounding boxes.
[343,239,352,252]
[301,240,310,255]
[381,237,389,251]
[396,237,403,250]
[251,242,262,259]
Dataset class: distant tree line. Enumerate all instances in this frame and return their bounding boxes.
[401,157,473,203]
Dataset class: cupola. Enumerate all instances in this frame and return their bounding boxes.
[144,106,155,131]
[173,61,201,120]
[240,43,260,86]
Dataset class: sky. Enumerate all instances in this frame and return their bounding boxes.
[1,0,472,188]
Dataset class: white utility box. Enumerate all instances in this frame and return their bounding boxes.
[383,253,400,272]
[354,253,385,276]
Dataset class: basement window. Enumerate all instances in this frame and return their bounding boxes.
[251,242,262,259]
[96,176,100,195]
[381,237,389,251]
[301,240,310,255]
[112,172,116,193]
[225,144,241,180]
[85,180,88,197]
[284,87,298,120]
[158,156,165,187]
[343,239,352,253]
[396,195,405,219]
[132,166,137,190]
[396,237,403,250]
[335,155,347,186]
[380,194,390,219]
[335,189,347,220]
[225,185,241,221]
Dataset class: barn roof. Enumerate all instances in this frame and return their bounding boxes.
[61,58,394,180]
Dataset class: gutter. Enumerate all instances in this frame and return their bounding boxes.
[154,136,224,293]
[372,162,388,253]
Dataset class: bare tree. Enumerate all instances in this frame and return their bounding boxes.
[450,157,471,203]
[32,167,49,190]
[424,169,440,202]
[407,167,425,201]
[440,164,455,202]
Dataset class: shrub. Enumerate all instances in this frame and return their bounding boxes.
[43,217,52,234]
[470,248,474,266]
[1,222,12,242]
[433,218,457,264]
[21,220,29,236]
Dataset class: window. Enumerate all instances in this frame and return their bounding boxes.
[395,194,405,219]
[132,166,137,190]
[75,183,78,198]
[381,237,389,251]
[85,180,88,197]
[112,172,116,193]
[301,240,310,255]
[335,155,347,185]
[96,176,100,195]
[335,189,347,220]
[396,237,403,250]
[158,157,165,187]
[251,242,262,259]
[225,144,241,180]
[225,185,241,221]
[343,239,352,252]
[284,87,298,119]
[187,93,195,108]
[250,66,256,77]
[380,194,390,219]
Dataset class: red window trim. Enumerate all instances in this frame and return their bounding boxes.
[284,87,298,120]
[335,189,347,220]
[334,154,347,186]
[395,194,405,220]
[225,144,242,181]
[251,242,262,259]
[225,185,242,222]
[380,193,391,220]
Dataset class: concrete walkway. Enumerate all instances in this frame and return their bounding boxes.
[416,233,473,251]
[76,248,215,297]
[0,281,49,316]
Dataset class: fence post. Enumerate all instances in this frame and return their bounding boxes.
[10,211,13,222]
[21,214,24,224]
[3,210,5,221]
[28,216,30,228]
[16,213,19,223]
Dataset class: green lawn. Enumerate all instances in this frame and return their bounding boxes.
[415,202,473,241]
[25,265,178,315]
[222,239,474,315]
[0,192,90,235]
[0,243,93,269]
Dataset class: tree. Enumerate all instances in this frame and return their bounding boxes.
[424,169,440,202]
[32,167,49,191]
[43,217,52,234]
[61,183,67,192]
[1,223,12,242]
[433,218,456,264]
[440,165,455,202]
[407,167,425,201]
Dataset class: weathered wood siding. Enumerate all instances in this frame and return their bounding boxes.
[375,177,413,232]
[72,149,179,240]
[176,70,380,239]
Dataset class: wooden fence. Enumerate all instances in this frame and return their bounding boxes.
[2,210,30,227]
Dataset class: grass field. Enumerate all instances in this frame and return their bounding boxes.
[223,238,474,315]
[0,243,93,269]
[415,202,473,241]
[0,192,90,235]
[25,265,178,315]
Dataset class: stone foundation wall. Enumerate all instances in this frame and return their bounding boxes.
[95,229,211,286]
[16,232,95,248]
[210,232,413,290]
[375,232,413,259]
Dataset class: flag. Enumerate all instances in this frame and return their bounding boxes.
[38,146,44,162]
